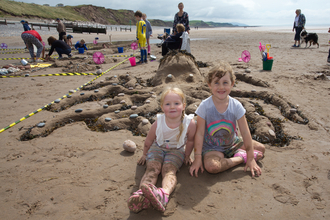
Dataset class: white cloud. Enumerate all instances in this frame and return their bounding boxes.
[17,0,330,26]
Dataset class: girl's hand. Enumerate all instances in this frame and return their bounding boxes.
[137,155,147,165]
[184,155,192,166]
[189,157,204,177]
[244,158,262,177]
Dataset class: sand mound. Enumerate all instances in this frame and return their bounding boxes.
[151,50,204,86]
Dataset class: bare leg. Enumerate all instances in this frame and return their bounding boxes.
[241,140,265,154]
[161,164,177,195]
[139,161,161,188]
[204,151,243,174]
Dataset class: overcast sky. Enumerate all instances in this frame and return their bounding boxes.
[19,0,330,26]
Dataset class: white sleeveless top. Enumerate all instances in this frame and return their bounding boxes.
[155,113,194,149]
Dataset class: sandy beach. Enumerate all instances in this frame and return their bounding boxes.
[0,25,330,219]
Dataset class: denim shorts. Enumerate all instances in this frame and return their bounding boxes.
[146,143,185,170]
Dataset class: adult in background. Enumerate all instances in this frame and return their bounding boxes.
[21,29,44,62]
[56,18,67,43]
[292,9,306,47]
[45,36,72,60]
[21,20,31,31]
[142,13,153,55]
[173,2,190,34]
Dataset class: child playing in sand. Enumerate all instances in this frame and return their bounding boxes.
[134,10,147,64]
[189,61,265,178]
[127,87,196,213]
[74,39,88,51]
[67,34,73,47]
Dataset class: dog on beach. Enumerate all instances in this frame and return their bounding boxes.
[300,30,319,48]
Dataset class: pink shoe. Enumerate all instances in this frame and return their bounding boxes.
[127,189,151,213]
[141,183,169,212]
[234,149,264,163]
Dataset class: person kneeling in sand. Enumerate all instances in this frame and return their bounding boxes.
[127,87,196,213]
[190,61,265,178]
[45,36,72,60]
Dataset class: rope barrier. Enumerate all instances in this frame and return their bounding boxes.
[0,72,99,78]
[0,56,131,133]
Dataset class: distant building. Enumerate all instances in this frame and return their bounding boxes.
[56,3,64,7]
[43,4,50,6]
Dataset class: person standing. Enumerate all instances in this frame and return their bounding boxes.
[292,9,306,47]
[56,18,67,43]
[173,2,190,34]
[328,27,330,64]
[142,13,153,55]
[134,10,147,64]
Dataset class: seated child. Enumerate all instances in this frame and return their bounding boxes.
[162,24,185,56]
[74,39,88,51]
[127,87,196,213]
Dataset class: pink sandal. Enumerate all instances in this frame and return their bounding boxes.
[234,149,264,163]
[141,183,169,212]
[127,189,151,213]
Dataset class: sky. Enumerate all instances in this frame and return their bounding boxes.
[18,0,330,26]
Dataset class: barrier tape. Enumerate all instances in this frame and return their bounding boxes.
[0,51,26,54]
[0,48,25,51]
[0,56,132,133]
[0,57,32,60]
[107,55,130,58]
[0,72,99,78]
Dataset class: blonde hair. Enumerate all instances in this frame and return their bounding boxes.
[159,87,186,141]
[206,61,236,85]
[176,24,185,33]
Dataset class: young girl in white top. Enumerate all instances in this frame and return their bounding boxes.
[190,61,265,178]
[127,87,196,213]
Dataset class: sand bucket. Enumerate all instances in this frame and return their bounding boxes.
[21,59,28,66]
[263,59,274,71]
[129,57,136,66]
[118,47,124,53]
[78,48,84,54]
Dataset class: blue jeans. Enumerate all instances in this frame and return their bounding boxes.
[55,47,71,57]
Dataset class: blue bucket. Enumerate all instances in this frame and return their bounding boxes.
[164,28,170,35]
[118,47,124,53]
[78,48,84,54]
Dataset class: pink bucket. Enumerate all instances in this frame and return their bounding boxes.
[129,57,136,66]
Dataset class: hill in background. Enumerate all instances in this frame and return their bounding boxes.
[0,0,246,27]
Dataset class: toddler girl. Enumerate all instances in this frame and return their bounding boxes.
[128,87,196,213]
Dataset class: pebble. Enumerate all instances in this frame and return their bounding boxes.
[254,112,259,115]
[150,91,154,94]
[112,83,118,86]
[131,106,137,110]
[123,140,136,152]
[266,122,272,127]
[126,74,129,77]
[37,122,45,127]
[96,69,102,74]
[25,74,29,77]
[54,99,61,103]
[100,80,104,83]
[245,69,251,73]
[251,89,256,92]
[290,108,297,113]
[69,90,75,93]
[94,89,99,93]
[130,114,139,118]
[269,129,276,137]
[114,75,117,78]
[151,95,156,98]
[167,74,172,78]
[75,109,83,113]
[128,87,134,90]
[145,100,150,104]
[105,117,112,122]
[118,93,125,96]
[120,100,126,104]
[248,75,252,78]
[103,104,108,108]
[115,110,120,113]
[189,74,193,77]
[142,119,149,125]
[80,93,84,95]
[67,95,72,98]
